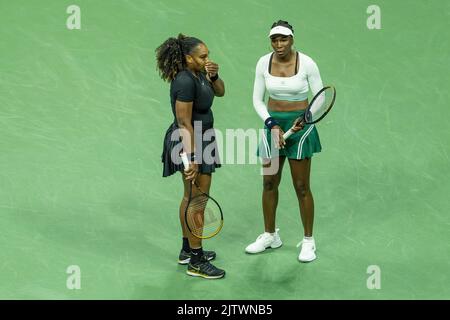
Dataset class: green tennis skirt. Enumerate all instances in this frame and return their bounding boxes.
[257,110,322,159]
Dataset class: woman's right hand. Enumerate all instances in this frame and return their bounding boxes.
[184,162,199,182]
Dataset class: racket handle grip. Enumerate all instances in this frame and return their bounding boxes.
[283,129,294,140]
[180,152,190,171]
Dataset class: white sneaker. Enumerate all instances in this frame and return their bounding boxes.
[245,228,282,254]
[297,237,316,262]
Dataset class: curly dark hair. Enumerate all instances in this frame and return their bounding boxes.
[155,33,204,82]
[270,20,294,34]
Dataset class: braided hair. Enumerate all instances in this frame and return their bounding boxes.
[270,20,294,34]
[155,33,204,82]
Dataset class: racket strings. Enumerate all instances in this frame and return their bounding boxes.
[186,195,222,238]
[308,87,335,123]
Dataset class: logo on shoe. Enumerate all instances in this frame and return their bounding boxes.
[191,265,201,272]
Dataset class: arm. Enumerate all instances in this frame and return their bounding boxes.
[252,57,271,122]
[205,61,225,97]
[173,73,198,180]
[307,57,323,97]
[211,77,225,97]
[253,56,285,149]
[175,100,198,181]
[306,57,325,115]
[175,100,195,155]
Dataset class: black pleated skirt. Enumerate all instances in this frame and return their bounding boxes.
[161,122,221,177]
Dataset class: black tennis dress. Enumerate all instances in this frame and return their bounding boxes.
[161,70,221,177]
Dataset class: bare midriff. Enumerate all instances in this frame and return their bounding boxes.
[267,97,308,111]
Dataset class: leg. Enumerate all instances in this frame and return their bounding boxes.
[181,173,224,279]
[288,157,314,237]
[262,156,286,233]
[180,173,212,249]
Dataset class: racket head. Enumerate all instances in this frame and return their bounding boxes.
[304,86,336,124]
[184,184,224,239]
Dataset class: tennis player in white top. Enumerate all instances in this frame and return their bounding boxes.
[245,20,324,262]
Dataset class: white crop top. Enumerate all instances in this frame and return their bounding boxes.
[253,51,323,121]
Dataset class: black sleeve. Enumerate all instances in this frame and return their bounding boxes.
[172,72,195,102]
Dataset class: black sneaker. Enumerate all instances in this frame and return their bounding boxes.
[178,249,216,265]
[186,256,225,279]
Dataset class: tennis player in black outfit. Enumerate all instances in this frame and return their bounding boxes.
[156,34,225,279]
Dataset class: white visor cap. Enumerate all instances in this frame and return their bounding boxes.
[268,26,294,38]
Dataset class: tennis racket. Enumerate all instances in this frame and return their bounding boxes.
[180,152,224,239]
[283,85,336,139]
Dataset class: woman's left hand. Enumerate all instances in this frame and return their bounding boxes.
[291,118,305,132]
[205,61,219,78]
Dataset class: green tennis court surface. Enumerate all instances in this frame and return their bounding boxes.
[1,0,449,299]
